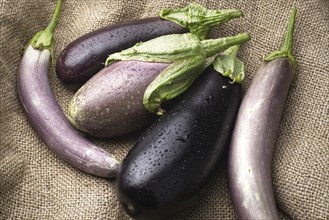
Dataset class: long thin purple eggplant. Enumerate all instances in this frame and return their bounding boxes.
[228,8,297,219]
[56,3,243,90]
[17,0,120,178]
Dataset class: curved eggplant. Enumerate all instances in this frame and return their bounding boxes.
[227,8,297,219]
[116,66,242,220]
[56,17,186,90]
[18,0,120,178]
[228,58,291,219]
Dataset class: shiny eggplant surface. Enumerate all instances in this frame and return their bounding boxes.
[117,66,241,220]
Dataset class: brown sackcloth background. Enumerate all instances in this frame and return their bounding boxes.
[1,0,328,219]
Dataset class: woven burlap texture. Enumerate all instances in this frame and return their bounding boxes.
[1,0,328,219]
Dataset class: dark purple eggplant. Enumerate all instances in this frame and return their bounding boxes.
[116,64,242,220]
[227,8,297,219]
[56,17,186,90]
[17,0,120,178]
[56,3,243,90]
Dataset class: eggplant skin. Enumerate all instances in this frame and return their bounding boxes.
[116,66,241,220]
[68,60,169,138]
[56,17,187,90]
[228,58,292,220]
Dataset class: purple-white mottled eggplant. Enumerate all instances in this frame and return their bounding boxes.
[68,60,169,137]
[116,51,245,219]
[68,33,251,138]
[228,8,297,219]
[56,3,243,90]
[17,0,120,178]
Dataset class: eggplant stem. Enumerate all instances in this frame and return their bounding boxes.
[44,0,63,34]
[281,7,296,54]
[264,7,297,79]
[201,33,251,57]
[159,3,243,40]
[23,0,62,61]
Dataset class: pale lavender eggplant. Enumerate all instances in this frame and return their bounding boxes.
[227,8,297,220]
[18,45,120,177]
[17,0,120,178]
[68,60,169,138]
[228,58,292,219]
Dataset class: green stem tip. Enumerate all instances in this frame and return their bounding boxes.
[281,7,297,53]
[23,0,62,59]
[264,7,297,78]
[202,33,251,57]
[44,0,62,34]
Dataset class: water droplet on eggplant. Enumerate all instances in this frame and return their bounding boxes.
[175,136,186,143]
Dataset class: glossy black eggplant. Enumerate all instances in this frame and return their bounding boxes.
[56,17,187,90]
[116,66,242,220]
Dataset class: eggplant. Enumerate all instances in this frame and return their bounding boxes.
[56,17,186,90]
[68,33,250,138]
[56,3,243,90]
[68,60,169,137]
[227,8,297,219]
[116,58,244,220]
[17,0,120,178]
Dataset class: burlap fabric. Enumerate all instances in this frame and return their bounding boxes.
[1,0,328,219]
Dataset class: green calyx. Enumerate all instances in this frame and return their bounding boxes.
[264,7,297,80]
[105,34,202,66]
[106,33,251,66]
[160,3,243,40]
[201,33,250,57]
[213,45,245,84]
[23,0,62,61]
[144,56,205,116]
[106,32,250,115]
